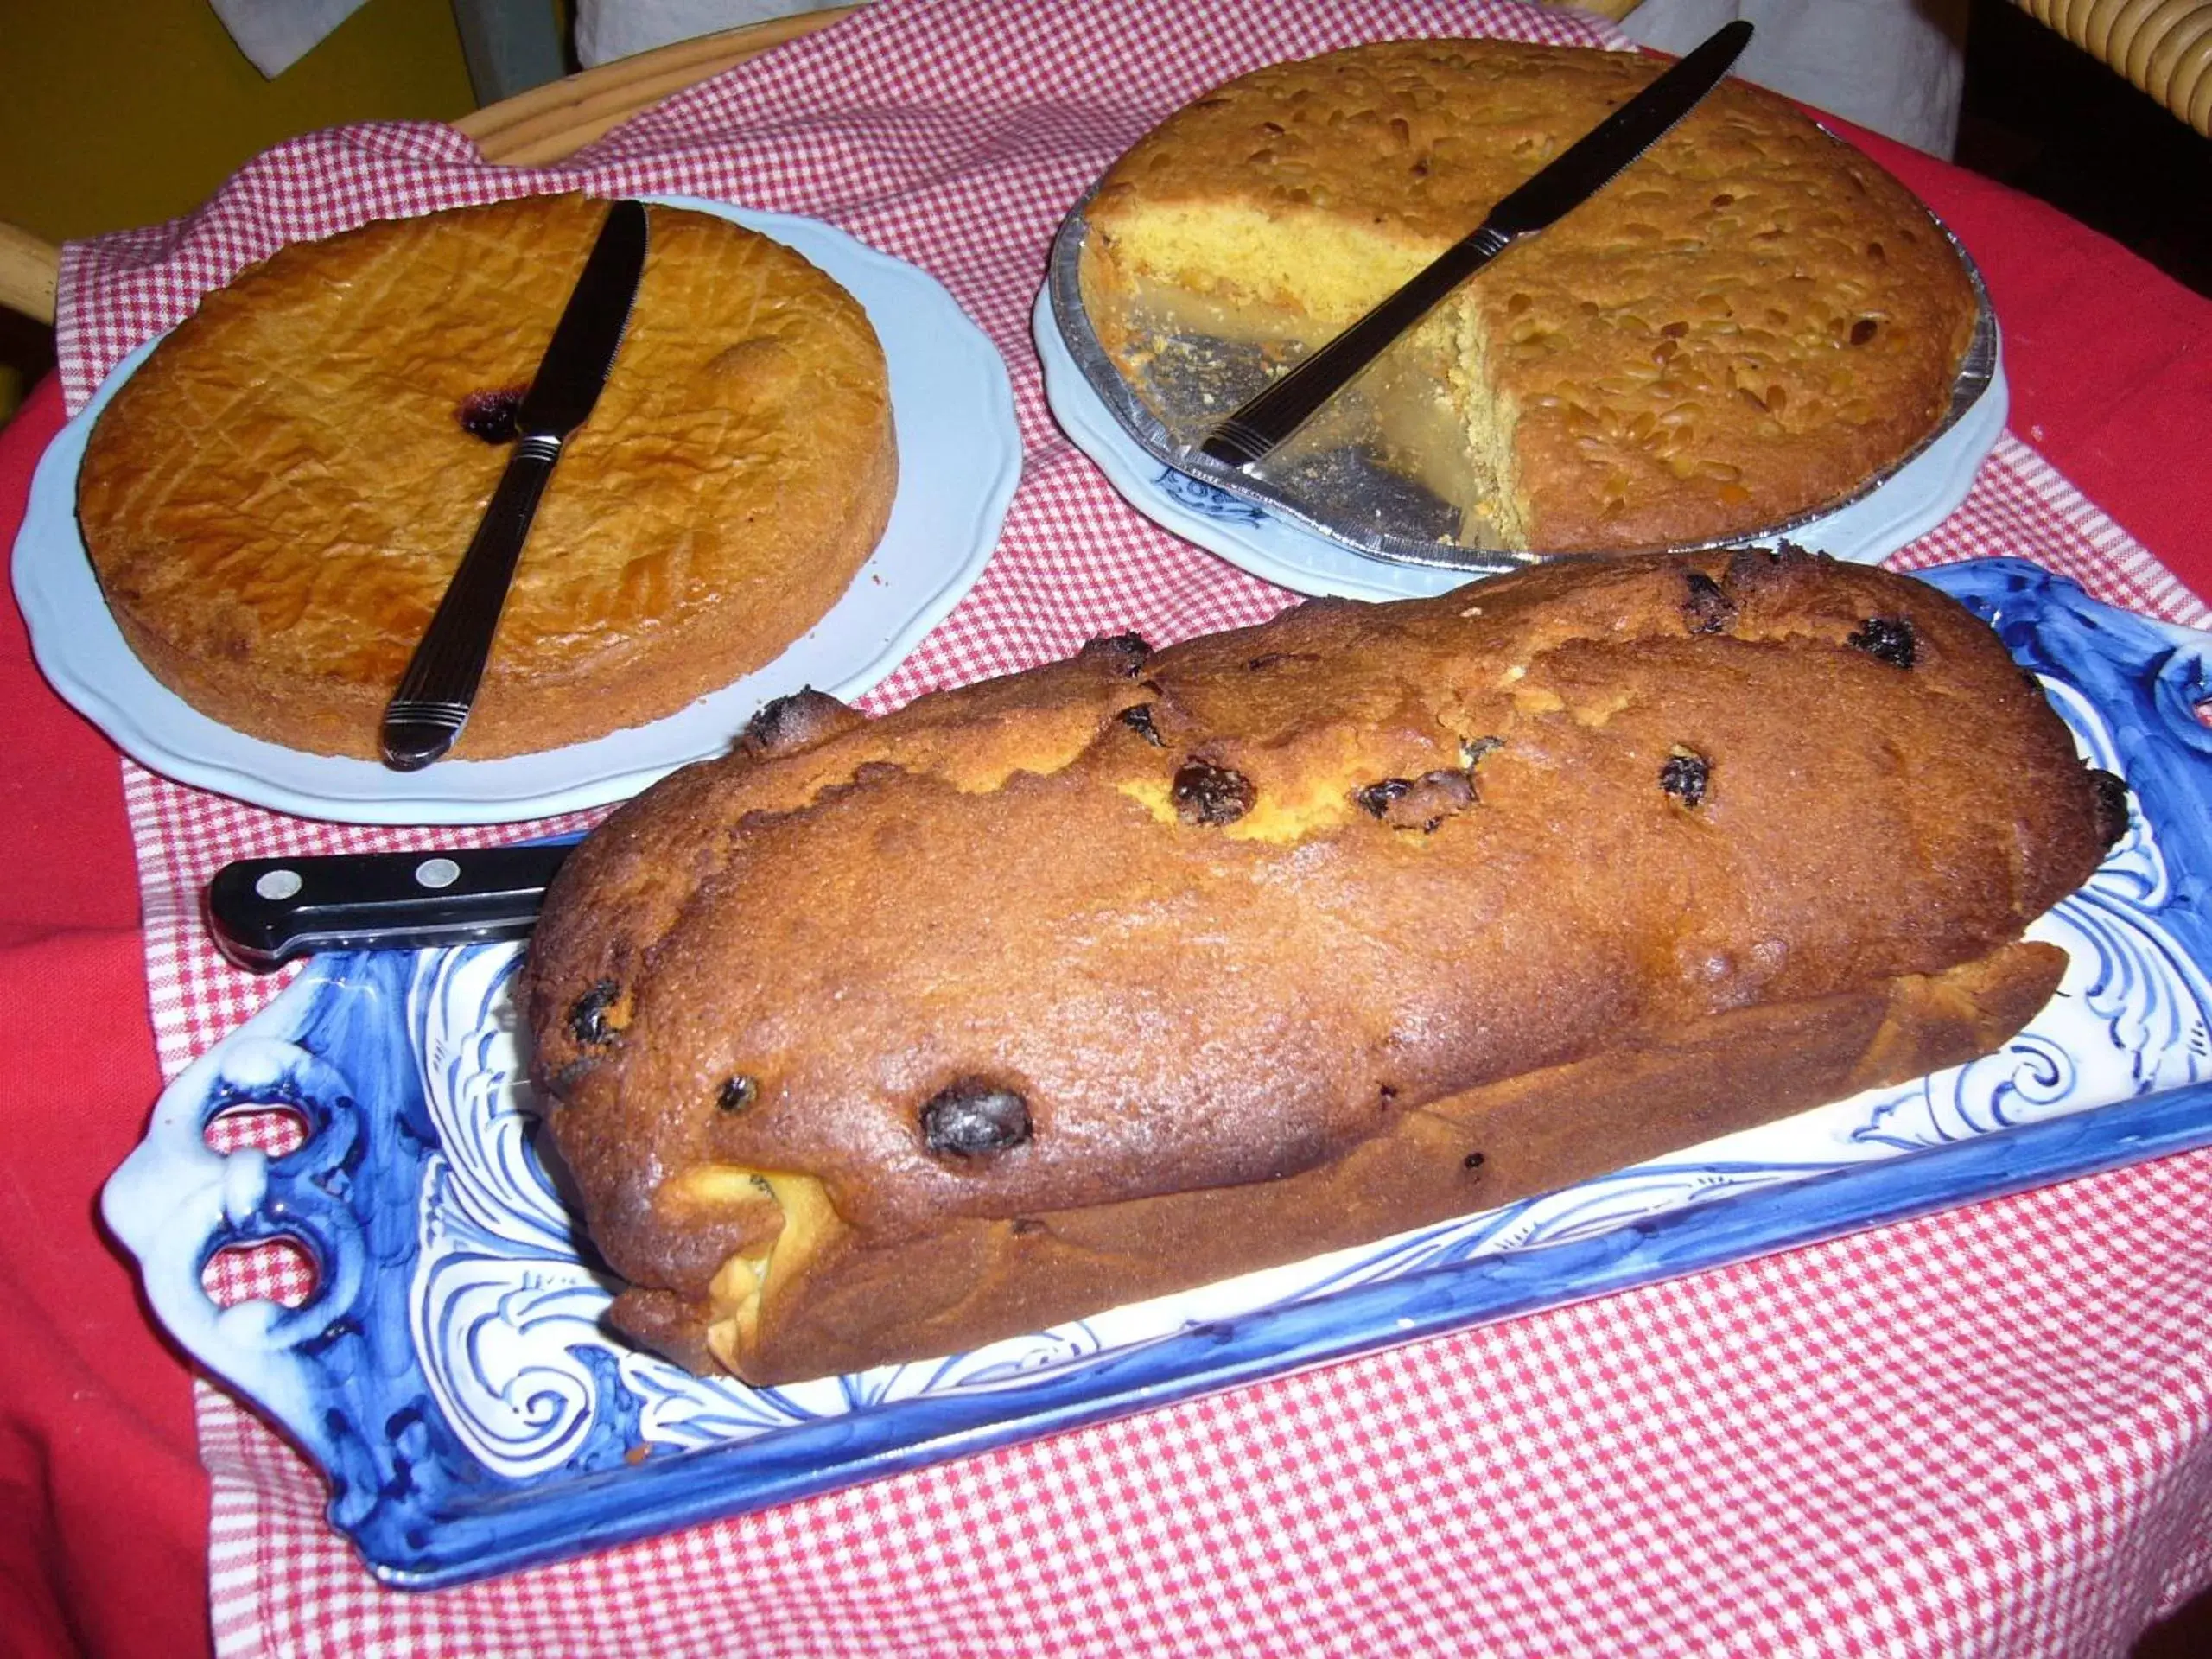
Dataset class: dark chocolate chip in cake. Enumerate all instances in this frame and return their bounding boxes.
[1356,779,1410,817]
[1085,632,1153,677]
[1683,570,1737,634]
[567,979,626,1048]
[743,692,813,748]
[1660,749,1711,809]
[1356,769,1475,830]
[741,687,858,756]
[456,385,526,443]
[1724,541,1817,600]
[1848,615,1916,669]
[1463,1150,1486,1170]
[716,1076,759,1115]
[1116,703,1166,746]
[1173,760,1256,826]
[1850,316,1879,346]
[922,1080,1033,1158]
[2088,769,2132,849]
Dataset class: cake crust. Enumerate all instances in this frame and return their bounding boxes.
[76,194,897,760]
[524,548,2117,1383]
[1081,38,1979,552]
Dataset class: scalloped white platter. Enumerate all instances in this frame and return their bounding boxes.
[12,197,1020,824]
[105,561,2212,1587]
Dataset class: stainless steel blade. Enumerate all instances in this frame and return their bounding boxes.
[515,198,652,438]
[1198,20,1754,469]
[380,199,651,772]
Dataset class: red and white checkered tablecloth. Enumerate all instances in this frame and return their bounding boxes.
[54,0,2212,1653]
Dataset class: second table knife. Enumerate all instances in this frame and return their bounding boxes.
[1198,20,1754,470]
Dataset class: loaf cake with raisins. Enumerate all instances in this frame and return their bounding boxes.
[77,194,895,760]
[524,548,2119,1384]
[1078,38,1979,552]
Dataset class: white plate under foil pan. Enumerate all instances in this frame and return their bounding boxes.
[1040,187,2005,596]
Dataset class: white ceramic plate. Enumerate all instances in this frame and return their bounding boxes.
[12,197,1020,825]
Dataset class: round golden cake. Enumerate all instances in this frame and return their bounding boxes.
[76,194,897,760]
[1079,37,1980,553]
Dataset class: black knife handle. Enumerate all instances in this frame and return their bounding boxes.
[207,843,572,972]
[381,434,562,772]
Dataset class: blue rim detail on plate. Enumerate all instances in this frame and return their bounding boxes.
[12,197,1020,825]
[104,560,2212,1587]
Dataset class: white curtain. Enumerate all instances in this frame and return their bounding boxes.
[208,0,370,77]
[1619,0,1970,156]
[574,0,846,68]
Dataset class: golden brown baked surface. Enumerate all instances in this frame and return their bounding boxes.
[76,194,896,760]
[524,548,2120,1383]
[1080,38,1979,552]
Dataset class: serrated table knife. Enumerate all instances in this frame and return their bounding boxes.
[380,198,651,771]
[1198,20,1754,470]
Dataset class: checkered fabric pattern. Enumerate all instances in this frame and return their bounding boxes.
[52,0,2212,1651]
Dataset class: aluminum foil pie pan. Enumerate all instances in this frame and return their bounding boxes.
[1040,184,2003,588]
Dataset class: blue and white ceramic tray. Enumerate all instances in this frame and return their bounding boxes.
[15,196,1020,826]
[105,561,2212,1588]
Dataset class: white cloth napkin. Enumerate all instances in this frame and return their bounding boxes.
[208,0,371,78]
[1619,0,1969,156]
[574,0,845,67]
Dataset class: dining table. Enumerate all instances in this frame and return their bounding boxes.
[4,1,2211,1655]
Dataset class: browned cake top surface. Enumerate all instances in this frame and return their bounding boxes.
[76,194,896,760]
[525,549,2110,1293]
[1084,38,1979,550]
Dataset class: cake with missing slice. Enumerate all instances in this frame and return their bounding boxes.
[1079,37,1979,553]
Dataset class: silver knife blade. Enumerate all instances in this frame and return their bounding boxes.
[380,198,651,772]
[514,198,651,436]
[1198,20,1754,469]
[207,845,571,972]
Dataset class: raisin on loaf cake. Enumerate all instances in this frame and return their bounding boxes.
[1079,38,1979,553]
[76,194,896,760]
[524,548,2120,1384]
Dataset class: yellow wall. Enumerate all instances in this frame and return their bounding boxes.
[0,0,479,246]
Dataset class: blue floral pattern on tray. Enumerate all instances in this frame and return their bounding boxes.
[105,560,2212,1588]
[1152,466,1270,524]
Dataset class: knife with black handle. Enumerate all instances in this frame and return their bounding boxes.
[207,845,571,972]
[1198,19,1754,470]
[380,198,651,772]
